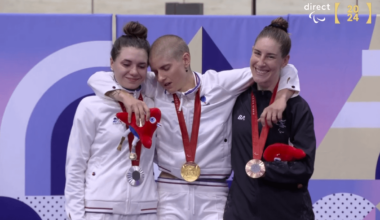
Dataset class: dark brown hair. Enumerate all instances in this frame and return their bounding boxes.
[255,17,291,58]
[111,21,150,61]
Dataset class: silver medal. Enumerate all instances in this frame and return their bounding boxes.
[126,166,145,186]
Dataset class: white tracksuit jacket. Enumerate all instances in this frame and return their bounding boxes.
[87,66,300,181]
[65,88,158,220]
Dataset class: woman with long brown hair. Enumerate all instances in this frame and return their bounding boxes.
[224,17,316,220]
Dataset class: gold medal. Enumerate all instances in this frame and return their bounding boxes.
[174,90,202,183]
[245,159,265,178]
[180,162,201,182]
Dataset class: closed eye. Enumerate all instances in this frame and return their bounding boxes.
[161,64,170,71]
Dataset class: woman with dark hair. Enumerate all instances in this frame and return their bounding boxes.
[224,17,316,220]
[65,21,158,220]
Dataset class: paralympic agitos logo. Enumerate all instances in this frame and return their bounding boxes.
[304,3,331,23]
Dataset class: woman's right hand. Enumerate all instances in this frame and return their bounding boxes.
[109,90,150,125]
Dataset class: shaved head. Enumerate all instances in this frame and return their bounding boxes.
[150,35,189,60]
[149,35,193,95]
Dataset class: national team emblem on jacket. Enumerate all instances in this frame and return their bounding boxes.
[237,115,245,121]
[113,117,121,124]
[277,119,286,133]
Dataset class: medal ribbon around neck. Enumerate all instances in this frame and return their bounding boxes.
[173,89,201,164]
[119,93,143,166]
[251,81,279,160]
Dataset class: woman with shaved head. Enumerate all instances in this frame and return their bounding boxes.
[88,27,301,219]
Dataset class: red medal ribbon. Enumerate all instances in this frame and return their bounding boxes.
[119,94,143,166]
[173,89,201,163]
[251,81,279,160]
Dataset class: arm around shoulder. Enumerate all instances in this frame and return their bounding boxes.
[260,64,301,127]
[141,71,157,99]
[278,64,300,96]
[205,67,254,97]
[87,71,121,98]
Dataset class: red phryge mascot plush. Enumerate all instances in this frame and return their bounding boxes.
[263,143,306,162]
[116,108,162,148]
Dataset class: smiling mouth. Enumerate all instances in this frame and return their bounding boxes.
[126,78,140,82]
[255,68,269,75]
[164,82,172,87]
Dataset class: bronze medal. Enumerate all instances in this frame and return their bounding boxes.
[246,82,279,179]
[245,159,265,178]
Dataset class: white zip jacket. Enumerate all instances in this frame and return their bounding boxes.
[65,88,158,220]
[87,66,300,180]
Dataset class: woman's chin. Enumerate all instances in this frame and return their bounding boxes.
[121,81,141,90]
[253,76,269,84]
